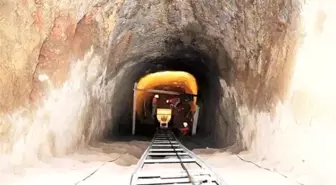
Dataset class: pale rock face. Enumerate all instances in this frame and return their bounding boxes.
[0,0,335,184]
[0,0,123,112]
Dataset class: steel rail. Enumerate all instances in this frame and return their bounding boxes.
[130,129,223,185]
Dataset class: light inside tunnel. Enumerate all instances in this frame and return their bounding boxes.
[135,71,198,116]
[111,48,222,138]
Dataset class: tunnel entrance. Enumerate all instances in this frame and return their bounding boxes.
[110,47,222,147]
[132,71,199,137]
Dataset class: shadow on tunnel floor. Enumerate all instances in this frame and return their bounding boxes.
[178,136,225,155]
[109,123,223,155]
[107,135,152,142]
[107,123,156,142]
[178,135,217,149]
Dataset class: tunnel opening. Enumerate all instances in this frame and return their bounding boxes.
[109,46,223,147]
[134,71,198,136]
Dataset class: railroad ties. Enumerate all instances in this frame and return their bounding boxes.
[130,129,222,185]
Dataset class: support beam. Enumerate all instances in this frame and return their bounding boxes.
[134,88,197,97]
[134,88,180,95]
[132,82,138,135]
[192,105,200,135]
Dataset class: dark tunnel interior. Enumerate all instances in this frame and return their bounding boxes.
[109,46,223,146]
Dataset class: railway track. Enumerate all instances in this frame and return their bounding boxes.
[130,129,223,185]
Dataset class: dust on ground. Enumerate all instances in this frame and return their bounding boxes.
[0,139,149,185]
[1,135,325,185]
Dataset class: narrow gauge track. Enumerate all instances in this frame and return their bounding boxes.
[130,129,222,185]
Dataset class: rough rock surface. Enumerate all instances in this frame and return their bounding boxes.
[0,0,335,184]
[0,0,124,112]
[107,0,302,149]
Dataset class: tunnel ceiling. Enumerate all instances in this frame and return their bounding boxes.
[108,0,302,112]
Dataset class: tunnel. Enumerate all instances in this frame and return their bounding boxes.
[0,0,301,152]
[1,0,335,184]
[110,46,222,142]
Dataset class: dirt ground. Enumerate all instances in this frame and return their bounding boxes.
[0,136,309,185]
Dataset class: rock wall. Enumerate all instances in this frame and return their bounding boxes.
[0,0,126,165]
[0,0,128,111]
[219,1,336,183]
[104,0,301,147]
[0,0,335,183]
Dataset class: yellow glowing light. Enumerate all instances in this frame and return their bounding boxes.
[136,71,198,115]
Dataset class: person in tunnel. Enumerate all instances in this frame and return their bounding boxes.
[181,96,194,135]
[166,96,180,109]
[152,94,159,118]
[180,122,189,136]
[169,95,193,136]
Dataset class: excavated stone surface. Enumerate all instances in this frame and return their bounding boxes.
[105,0,301,149]
[0,0,301,161]
[1,0,336,184]
[0,0,301,149]
[0,0,301,121]
[108,0,301,110]
[0,0,125,112]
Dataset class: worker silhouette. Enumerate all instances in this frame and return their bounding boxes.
[180,122,189,136]
[167,96,180,109]
[152,94,159,118]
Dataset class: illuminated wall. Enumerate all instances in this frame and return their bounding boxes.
[135,71,198,116]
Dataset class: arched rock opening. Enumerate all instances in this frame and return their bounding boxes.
[3,0,321,179]
[109,46,229,147]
